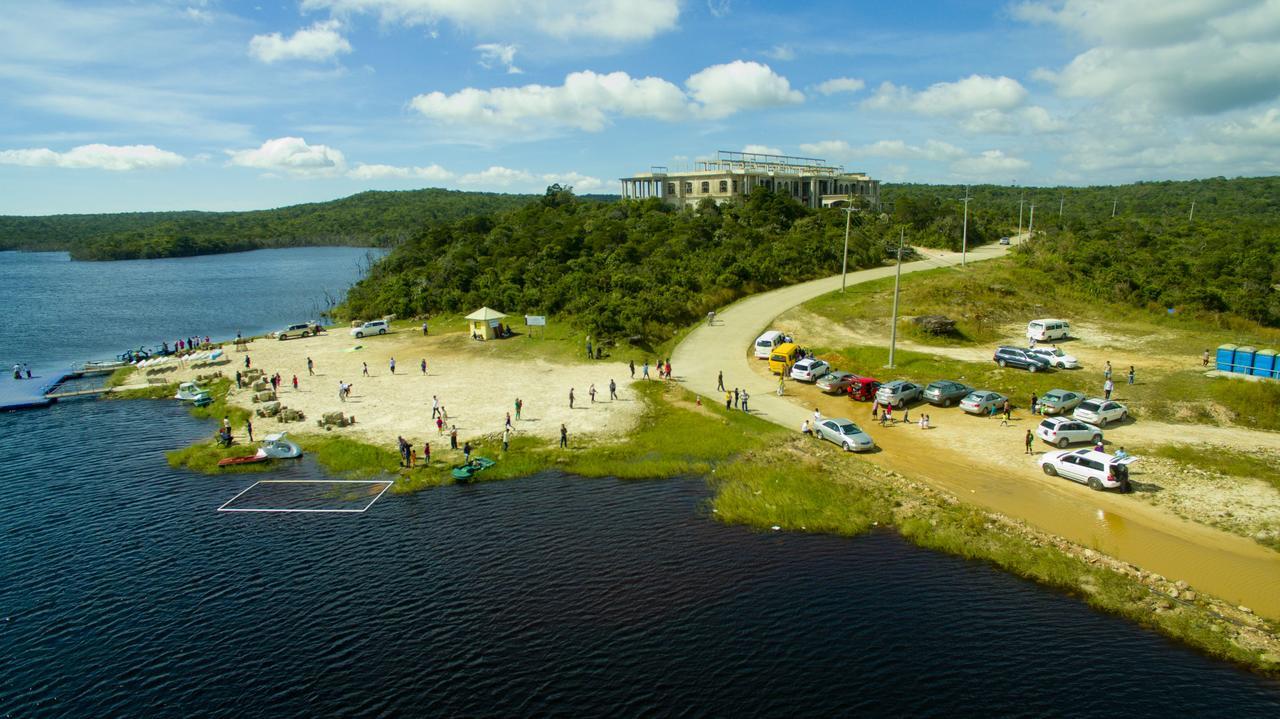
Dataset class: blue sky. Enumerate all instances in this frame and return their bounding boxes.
[2,0,1279,214]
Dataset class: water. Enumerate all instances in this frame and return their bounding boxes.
[1,249,1279,715]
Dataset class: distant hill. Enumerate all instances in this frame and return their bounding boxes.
[0,188,544,260]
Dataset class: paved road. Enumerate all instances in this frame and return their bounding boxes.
[672,241,1011,427]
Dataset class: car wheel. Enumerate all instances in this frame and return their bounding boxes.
[355,331,363,338]
[1092,434,1102,444]
[998,359,1007,368]
[1043,464,1057,476]
[378,328,387,335]
[1057,437,1069,448]
[1057,362,1066,369]
[1098,416,1108,427]
[843,442,854,452]
[1120,411,1128,422]
[942,398,952,408]
[1088,477,1103,491]
[278,334,286,341]
[1028,364,1038,373]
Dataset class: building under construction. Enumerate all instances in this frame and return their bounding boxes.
[619,150,879,209]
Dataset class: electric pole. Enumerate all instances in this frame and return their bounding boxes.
[1028,203,1036,237]
[888,227,904,369]
[841,199,852,292]
[959,186,972,266]
[1059,195,1064,219]
[1017,193,1025,236]
[1112,198,1117,217]
[1189,200,1195,222]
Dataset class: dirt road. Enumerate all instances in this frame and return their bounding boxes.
[672,240,1280,619]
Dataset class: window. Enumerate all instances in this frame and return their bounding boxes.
[719,180,728,193]
[683,182,692,194]
[701,181,710,193]
[732,180,739,192]
[666,183,675,195]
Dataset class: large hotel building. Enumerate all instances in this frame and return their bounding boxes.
[619,150,879,210]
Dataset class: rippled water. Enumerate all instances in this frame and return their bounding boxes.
[1,249,1279,715]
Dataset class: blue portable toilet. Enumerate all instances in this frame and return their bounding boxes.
[1253,348,1276,378]
[1233,346,1256,375]
[1215,344,1237,371]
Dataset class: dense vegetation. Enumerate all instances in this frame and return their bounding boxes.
[0,188,540,259]
[339,186,934,344]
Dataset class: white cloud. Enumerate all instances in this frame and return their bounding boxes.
[1016,0,1280,114]
[410,61,803,131]
[249,20,352,63]
[685,61,804,118]
[799,139,965,162]
[815,77,865,95]
[227,137,347,176]
[706,0,732,18]
[742,144,783,155]
[541,171,606,193]
[864,75,1027,115]
[458,165,535,186]
[348,163,453,181]
[0,143,186,171]
[951,149,1030,177]
[1215,107,1280,144]
[303,0,680,42]
[762,44,795,61]
[475,43,521,74]
[961,106,1066,134]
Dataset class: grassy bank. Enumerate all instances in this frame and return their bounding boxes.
[166,440,275,474]
[104,366,136,388]
[1146,444,1280,493]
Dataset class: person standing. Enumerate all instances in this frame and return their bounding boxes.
[1025,430,1034,454]
[1030,393,1038,415]
[725,390,732,409]
[389,358,396,374]
[421,358,427,375]
[432,395,440,419]
[423,442,431,466]
[397,436,408,467]
[777,375,785,396]
[717,371,724,392]
[733,387,739,409]
[436,416,444,435]
[559,423,568,449]
[515,397,523,420]
[292,375,299,391]
[814,408,822,425]
[641,361,649,380]
[235,370,242,389]
[246,418,254,443]
[664,360,672,380]
[1127,365,1135,385]
[589,384,597,403]
[1104,378,1114,400]
[569,387,575,408]
[629,360,635,379]
[503,427,510,452]
[1202,349,1210,367]
[338,381,346,402]
[740,389,749,413]
[871,401,879,421]
[1104,361,1112,380]
[609,379,617,400]
[244,355,251,369]
[422,321,428,336]
[409,447,417,469]
[586,336,593,359]
[450,427,458,450]
[362,362,369,377]
[307,357,314,376]
[463,441,472,464]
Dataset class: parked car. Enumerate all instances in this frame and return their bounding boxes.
[816,371,858,394]
[754,330,786,359]
[814,418,876,452]
[1039,449,1136,492]
[1027,318,1071,342]
[847,376,882,402]
[1072,398,1128,427]
[874,380,923,409]
[1039,389,1086,415]
[999,236,1011,245]
[791,358,831,383]
[922,379,971,407]
[1027,346,1080,369]
[959,390,1007,415]
[993,346,1051,372]
[350,320,390,338]
[273,322,321,340]
[1035,417,1103,448]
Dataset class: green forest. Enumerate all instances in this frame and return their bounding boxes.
[0,188,539,259]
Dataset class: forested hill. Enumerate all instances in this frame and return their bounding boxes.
[0,188,541,260]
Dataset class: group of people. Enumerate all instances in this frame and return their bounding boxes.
[10,363,32,380]
[397,435,430,468]
[723,387,750,412]
[174,336,210,353]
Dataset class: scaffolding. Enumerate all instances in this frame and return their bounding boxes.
[696,150,843,177]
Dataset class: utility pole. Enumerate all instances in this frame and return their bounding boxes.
[841,199,852,292]
[959,186,972,266]
[1017,193,1025,236]
[1112,198,1118,218]
[888,227,904,369]
[1059,195,1064,219]
[1028,203,1036,237]
[1189,201,1195,221]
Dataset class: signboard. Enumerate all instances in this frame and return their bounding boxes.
[525,315,547,326]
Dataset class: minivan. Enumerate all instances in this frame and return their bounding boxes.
[768,343,801,375]
[1027,319,1070,342]
[754,330,786,359]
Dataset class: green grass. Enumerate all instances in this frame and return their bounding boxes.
[185,378,252,426]
[166,440,274,474]
[296,435,402,478]
[110,382,177,400]
[710,457,893,535]
[1147,444,1280,492]
[104,366,136,388]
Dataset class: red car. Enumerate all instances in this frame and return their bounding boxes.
[847,376,882,402]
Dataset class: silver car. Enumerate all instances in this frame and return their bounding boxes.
[875,379,923,409]
[922,379,971,407]
[1039,389,1085,415]
[815,418,876,452]
[1035,417,1103,448]
[816,371,858,394]
[1072,398,1128,427]
[959,390,1007,415]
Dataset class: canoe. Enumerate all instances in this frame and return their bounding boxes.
[451,456,496,482]
[217,452,268,467]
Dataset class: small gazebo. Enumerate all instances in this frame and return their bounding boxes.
[466,306,508,340]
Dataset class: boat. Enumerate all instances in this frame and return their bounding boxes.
[175,382,210,402]
[451,456,495,482]
[217,453,269,467]
[216,433,302,468]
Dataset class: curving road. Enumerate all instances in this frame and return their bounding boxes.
[671,238,1280,619]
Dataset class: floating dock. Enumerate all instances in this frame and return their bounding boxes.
[0,364,122,412]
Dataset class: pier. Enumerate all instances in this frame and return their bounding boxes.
[1,363,127,411]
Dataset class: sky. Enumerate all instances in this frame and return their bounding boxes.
[2,0,1279,215]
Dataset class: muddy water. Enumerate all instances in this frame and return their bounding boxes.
[788,376,1280,619]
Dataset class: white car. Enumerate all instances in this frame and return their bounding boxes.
[959,390,1006,415]
[814,418,876,452]
[350,320,389,338]
[1035,417,1103,448]
[790,358,831,382]
[1027,346,1080,369]
[1072,398,1128,427]
[1039,449,1136,492]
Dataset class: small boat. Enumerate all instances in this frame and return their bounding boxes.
[217,453,269,467]
[175,382,209,402]
[451,456,496,482]
[260,432,302,459]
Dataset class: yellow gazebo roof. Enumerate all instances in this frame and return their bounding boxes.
[465,306,508,321]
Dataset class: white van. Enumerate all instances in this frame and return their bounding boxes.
[350,320,389,338]
[753,330,786,359]
[1027,319,1070,342]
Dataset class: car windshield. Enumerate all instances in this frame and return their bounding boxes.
[1078,401,1101,412]
[1044,392,1063,402]
[963,392,982,403]
[835,422,859,434]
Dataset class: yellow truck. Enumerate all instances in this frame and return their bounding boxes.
[768,342,801,375]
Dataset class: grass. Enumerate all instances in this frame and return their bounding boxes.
[166,440,274,474]
[104,366,136,388]
[110,382,177,400]
[1147,444,1280,492]
[295,435,402,479]
[710,457,893,535]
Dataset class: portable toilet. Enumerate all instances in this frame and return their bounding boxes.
[1233,346,1256,375]
[1253,348,1276,378]
[1215,344,1237,371]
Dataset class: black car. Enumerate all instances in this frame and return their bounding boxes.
[993,346,1051,372]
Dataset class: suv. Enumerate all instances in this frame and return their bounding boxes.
[1035,417,1103,448]
[350,320,390,338]
[1072,398,1128,427]
[1039,449,1135,492]
[790,358,831,383]
[273,322,320,340]
[994,346,1050,372]
[922,379,971,407]
[874,380,923,409]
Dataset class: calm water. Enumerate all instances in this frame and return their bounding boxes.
[1,249,1279,716]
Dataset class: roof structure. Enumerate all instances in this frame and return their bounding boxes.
[465,307,508,321]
